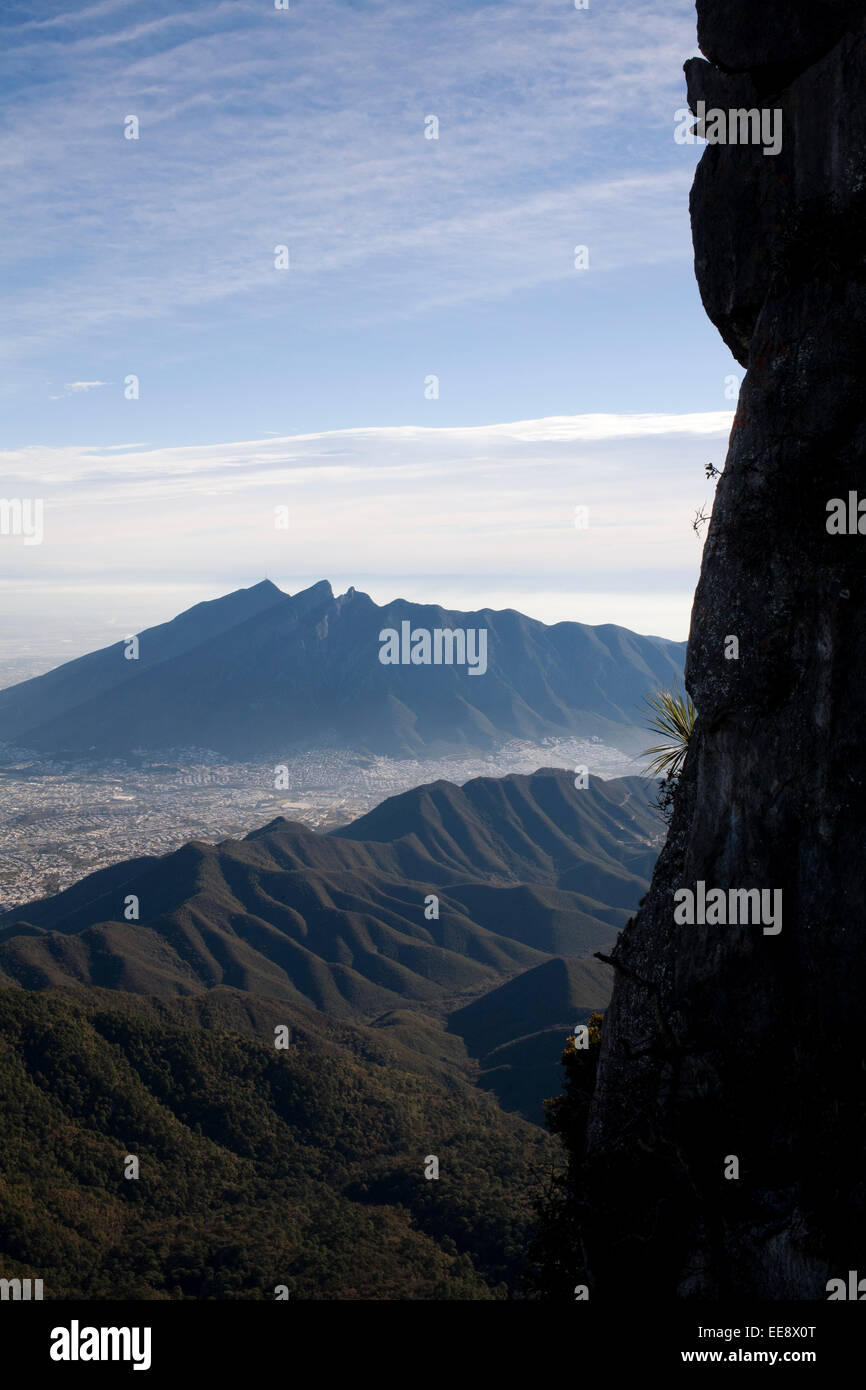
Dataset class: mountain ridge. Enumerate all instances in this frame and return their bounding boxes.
[0,580,685,760]
[0,770,656,1017]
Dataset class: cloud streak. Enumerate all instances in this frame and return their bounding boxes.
[0,0,702,365]
[49,381,109,399]
[0,410,732,639]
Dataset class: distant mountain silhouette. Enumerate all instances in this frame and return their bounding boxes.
[0,771,656,1055]
[0,580,685,759]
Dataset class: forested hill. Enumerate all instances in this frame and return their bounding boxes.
[0,988,549,1300]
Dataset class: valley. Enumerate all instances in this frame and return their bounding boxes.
[0,768,662,1122]
[0,581,670,1299]
[0,765,662,1299]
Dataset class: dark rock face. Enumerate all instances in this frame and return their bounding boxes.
[687,23,866,365]
[578,5,866,1298]
[696,0,865,78]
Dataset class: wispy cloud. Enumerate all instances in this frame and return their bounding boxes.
[0,0,140,35]
[0,0,701,364]
[49,381,110,399]
[0,410,731,638]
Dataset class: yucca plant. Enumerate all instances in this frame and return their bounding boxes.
[640,686,696,780]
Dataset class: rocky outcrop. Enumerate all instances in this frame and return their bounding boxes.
[695,0,864,79]
[578,4,866,1298]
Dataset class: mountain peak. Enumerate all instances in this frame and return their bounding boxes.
[0,582,685,759]
[291,579,334,604]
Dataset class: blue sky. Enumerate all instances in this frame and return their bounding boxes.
[0,0,739,652]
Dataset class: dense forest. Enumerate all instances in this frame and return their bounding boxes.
[0,987,557,1299]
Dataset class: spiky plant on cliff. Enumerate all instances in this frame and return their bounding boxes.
[641,686,696,822]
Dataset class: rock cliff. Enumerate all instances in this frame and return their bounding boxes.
[579,1,866,1298]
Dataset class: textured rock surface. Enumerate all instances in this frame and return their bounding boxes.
[696,0,864,77]
[579,4,866,1298]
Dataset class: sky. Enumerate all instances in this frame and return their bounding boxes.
[0,0,739,659]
